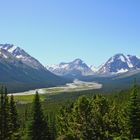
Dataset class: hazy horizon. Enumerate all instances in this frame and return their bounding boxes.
[0,0,140,66]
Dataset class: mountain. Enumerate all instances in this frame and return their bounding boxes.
[81,53,140,91]
[0,44,45,70]
[47,59,93,78]
[98,53,140,75]
[0,44,68,92]
[47,54,140,78]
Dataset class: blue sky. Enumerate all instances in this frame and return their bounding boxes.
[0,0,140,66]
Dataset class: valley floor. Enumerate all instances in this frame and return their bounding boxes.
[10,79,102,96]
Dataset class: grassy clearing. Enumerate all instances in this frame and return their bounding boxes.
[14,94,47,103]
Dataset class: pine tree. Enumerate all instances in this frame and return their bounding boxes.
[104,103,125,139]
[48,112,57,140]
[57,95,111,140]
[0,86,4,138]
[72,96,95,140]
[0,86,11,140]
[127,81,140,139]
[9,94,20,139]
[29,91,49,140]
[57,103,75,139]
[91,95,110,140]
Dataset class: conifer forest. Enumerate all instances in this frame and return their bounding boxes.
[1,82,140,140]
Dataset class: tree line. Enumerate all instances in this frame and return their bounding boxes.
[0,82,140,140]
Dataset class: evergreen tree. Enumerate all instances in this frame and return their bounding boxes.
[104,103,125,139]
[29,91,49,140]
[127,81,140,139]
[72,96,95,140]
[0,86,4,138]
[9,94,20,139]
[0,86,11,140]
[91,95,110,140]
[57,102,76,140]
[57,95,111,140]
[48,112,57,140]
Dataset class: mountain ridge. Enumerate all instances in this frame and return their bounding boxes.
[47,53,140,76]
[0,44,69,92]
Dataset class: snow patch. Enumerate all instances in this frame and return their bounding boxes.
[126,55,133,68]
[16,55,24,59]
[119,56,125,62]
[116,68,128,74]
[8,46,17,53]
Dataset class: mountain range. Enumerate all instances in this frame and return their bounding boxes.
[47,53,140,91]
[0,43,140,92]
[47,53,140,77]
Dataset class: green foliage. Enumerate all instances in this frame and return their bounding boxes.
[28,91,50,140]
[0,86,20,140]
[104,103,126,139]
[0,86,11,140]
[72,96,94,139]
[127,82,140,139]
[47,112,57,140]
[57,102,74,139]
[9,94,20,140]
[57,95,125,140]
[2,82,140,140]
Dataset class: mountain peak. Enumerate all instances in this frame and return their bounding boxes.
[73,58,83,64]
[47,59,93,77]
[0,44,24,56]
[109,53,126,62]
[0,44,17,52]
[114,53,124,56]
[97,53,140,74]
[0,44,45,70]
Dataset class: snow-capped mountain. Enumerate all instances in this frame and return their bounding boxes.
[98,53,140,74]
[47,59,94,77]
[47,54,140,77]
[0,44,68,92]
[0,44,45,70]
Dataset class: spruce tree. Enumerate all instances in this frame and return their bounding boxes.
[9,94,20,139]
[0,86,4,139]
[127,81,140,139]
[0,86,11,140]
[104,103,125,139]
[48,112,57,140]
[91,95,110,140]
[72,96,95,140]
[57,103,75,139]
[29,91,49,140]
